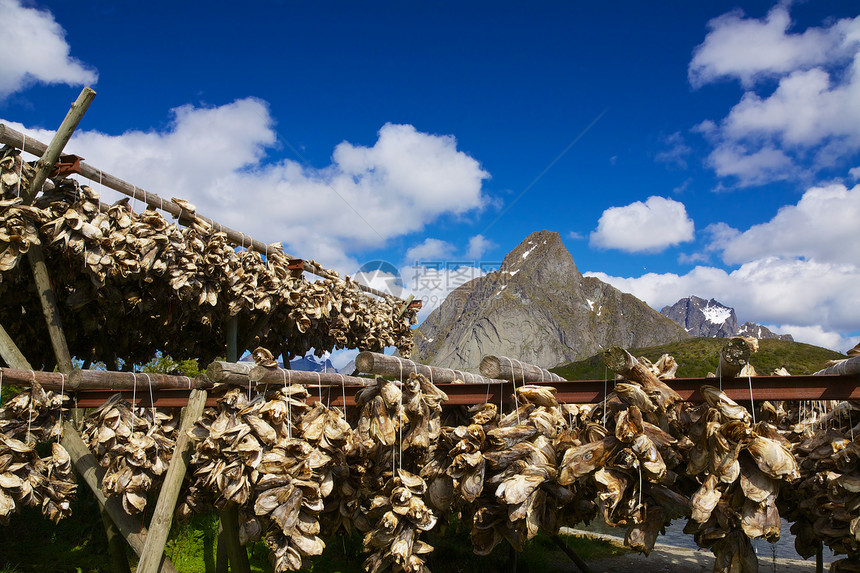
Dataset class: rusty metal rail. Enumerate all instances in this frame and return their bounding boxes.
[68,373,860,409]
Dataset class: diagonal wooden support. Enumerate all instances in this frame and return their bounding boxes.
[137,388,208,573]
[61,421,180,573]
[22,87,96,374]
[0,321,32,370]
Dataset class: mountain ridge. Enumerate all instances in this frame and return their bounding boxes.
[660,295,793,341]
[414,230,690,371]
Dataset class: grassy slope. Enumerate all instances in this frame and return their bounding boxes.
[550,338,846,380]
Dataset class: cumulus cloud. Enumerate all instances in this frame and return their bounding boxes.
[688,5,853,88]
[405,238,456,262]
[715,182,860,266]
[466,234,495,259]
[692,5,860,186]
[587,257,860,351]
[589,196,695,253]
[5,99,489,272]
[0,0,97,98]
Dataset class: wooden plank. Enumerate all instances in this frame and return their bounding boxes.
[60,421,179,573]
[137,389,208,573]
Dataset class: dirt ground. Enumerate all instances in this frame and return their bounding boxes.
[558,528,827,573]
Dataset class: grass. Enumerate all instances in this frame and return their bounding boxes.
[550,337,846,380]
[0,499,623,573]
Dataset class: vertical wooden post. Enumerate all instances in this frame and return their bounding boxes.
[137,389,209,573]
[215,317,251,573]
[21,87,96,375]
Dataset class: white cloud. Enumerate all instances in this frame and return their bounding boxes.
[590,196,695,253]
[692,6,860,186]
[5,100,489,273]
[466,234,495,259]
[405,238,456,262]
[768,324,859,354]
[586,257,860,352]
[0,0,97,98]
[716,182,860,266]
[689,5,857,88]
[655,132,692,169]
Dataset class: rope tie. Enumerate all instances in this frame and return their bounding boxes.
[338,374,346,412]
[57,373,65,441]
[26,371,35,443]
[603,367,609,428]
[16,136,24,197]
[503,357,520,425]
[316,371,323,401]
[144,374,156,419]
[286,369,292,439]
[748,374,756,425]
[131,372,138,419]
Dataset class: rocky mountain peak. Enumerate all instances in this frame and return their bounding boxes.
[413,231,689,371]
[499,230,578,276]
[660,296,793,341]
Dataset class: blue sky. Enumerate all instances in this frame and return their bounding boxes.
[2,0,859,355]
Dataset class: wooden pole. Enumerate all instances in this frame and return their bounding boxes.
[205,360,255,385]
[60,421,179,573]
[249,364,374,387]
[137,389,208,573]
[354,351,505,384]
[602,346,682,406]
[0,122,401,303]
[26,242,74,373]
[716,337,752,380]
[814,355,860,376]
[550,535,593,573]
[0,367,211,391]
[20,87,96,203]
[479,355,564,383]
[0,322,32,370]
[20,88,96,374]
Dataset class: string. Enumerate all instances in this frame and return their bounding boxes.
[131,373,138,420]
[286,369,292,439]
[316,372,323,402]
[57,373,65,441]
[144,374,156,420]
[26,372,35,443]
[748,374,756,425]
[16,136,24,197]
[399,363,404,472]
[186,376,191,389]
[603,367,608,428]
[503,357,520,425]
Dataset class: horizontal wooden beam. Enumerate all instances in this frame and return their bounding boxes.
[68,373,860,409]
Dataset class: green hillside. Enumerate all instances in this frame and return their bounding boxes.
[550,338,846,380]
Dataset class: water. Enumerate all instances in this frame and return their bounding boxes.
[581,517,835,562]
